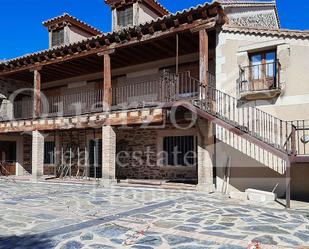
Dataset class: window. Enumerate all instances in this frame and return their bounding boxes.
[51,29,64,47]
[44,141,55,164]
[117,6,133,28]
[163,136,196,167]
[249,51,276,81]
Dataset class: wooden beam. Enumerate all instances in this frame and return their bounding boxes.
[199,29,209,86]
[33,69,41,118]
[0,109,164,133]
[102,51,113,110]
[0,19,216,76]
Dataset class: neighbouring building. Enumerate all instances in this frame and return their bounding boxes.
[0,0,309,207]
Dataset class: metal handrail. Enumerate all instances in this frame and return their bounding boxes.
[238,60,281,94]
[183,73,295,155]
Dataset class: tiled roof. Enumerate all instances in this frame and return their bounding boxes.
[43,13,102,35]
[218,0,275,6]
[0,1,224,72]
[105,0,169,16]
[223,26,309,39]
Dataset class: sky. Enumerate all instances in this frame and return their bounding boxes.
[0,0,308,60]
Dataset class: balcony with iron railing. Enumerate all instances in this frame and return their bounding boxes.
[238,60,281,101]
[0,71,308,157]
[0,71,215,122]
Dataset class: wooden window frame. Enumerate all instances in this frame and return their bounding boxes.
[249,50,277,91]
[51,28,65,47]
[117,6,134,28]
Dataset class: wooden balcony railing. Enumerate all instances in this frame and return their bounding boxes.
[238,61,281,94]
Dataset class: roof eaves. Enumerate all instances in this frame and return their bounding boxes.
[42,13,103,35]
[1,1,223,67]
[223,26,309,39]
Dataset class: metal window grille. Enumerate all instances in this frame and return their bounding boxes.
[44,141,55,164]
[163,136,196,167]
[117,6,133,27]
[52,29,65,47]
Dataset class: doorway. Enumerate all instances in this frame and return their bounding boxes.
[0,141,17,176]
[89,139,102,178]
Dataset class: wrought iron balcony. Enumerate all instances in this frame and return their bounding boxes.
[238,61,281,101]
[0,71,216,122]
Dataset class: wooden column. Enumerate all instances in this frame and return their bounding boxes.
[32,68,42,118]
[99,49,114,111]
[199,29,209,86]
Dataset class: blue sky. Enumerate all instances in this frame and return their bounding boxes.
[0,0,308,60]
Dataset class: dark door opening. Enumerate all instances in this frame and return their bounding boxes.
[89,139,102,178]
[0,141,17,176]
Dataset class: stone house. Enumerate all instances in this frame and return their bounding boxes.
[0,0,309,207]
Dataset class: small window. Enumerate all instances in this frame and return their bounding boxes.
[51,29,64,47]
[117,6,133,28]
[44,141,55,164]
[249,51,276,80]
[163,136,196,167]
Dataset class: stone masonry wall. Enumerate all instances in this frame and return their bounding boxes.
[25,126,197,180]
[116,127,197,180]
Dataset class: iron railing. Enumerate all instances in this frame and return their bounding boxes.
[238,61,281,94]
[183,73,296,155]
[42,89,103,117]
[287,120,309,156]
[0,70,305,156]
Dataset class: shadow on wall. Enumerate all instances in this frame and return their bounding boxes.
[215,140,286,198]
[216,140,309,201]
[0,234,56,249]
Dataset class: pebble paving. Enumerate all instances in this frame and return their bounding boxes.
[0,179,309,249]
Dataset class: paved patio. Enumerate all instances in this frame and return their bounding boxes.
[0,179,309,249]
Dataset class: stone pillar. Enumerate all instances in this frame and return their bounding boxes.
[197,119,214,192]
[101,125,116,186]
[31,130,44,181]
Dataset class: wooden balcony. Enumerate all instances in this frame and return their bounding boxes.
[0,71,215,122]
[238,61,281,101]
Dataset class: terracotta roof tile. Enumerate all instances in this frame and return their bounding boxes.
[223,26,309,39]
[0,1,224,70]
[43,13,102,35]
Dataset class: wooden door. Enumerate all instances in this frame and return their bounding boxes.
[249,51,276,91]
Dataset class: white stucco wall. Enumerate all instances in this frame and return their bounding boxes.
[216,30,309,120]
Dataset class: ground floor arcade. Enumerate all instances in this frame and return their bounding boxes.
[0,117,214,191]
[1,116,309,202]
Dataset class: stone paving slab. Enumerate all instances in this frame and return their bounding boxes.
[0,179,309,249]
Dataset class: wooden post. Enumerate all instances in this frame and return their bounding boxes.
[291,125,297,156]
[98,49,114,111]
[286,159,291,209]
[32,68,42,118]
[199,29,209,86]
